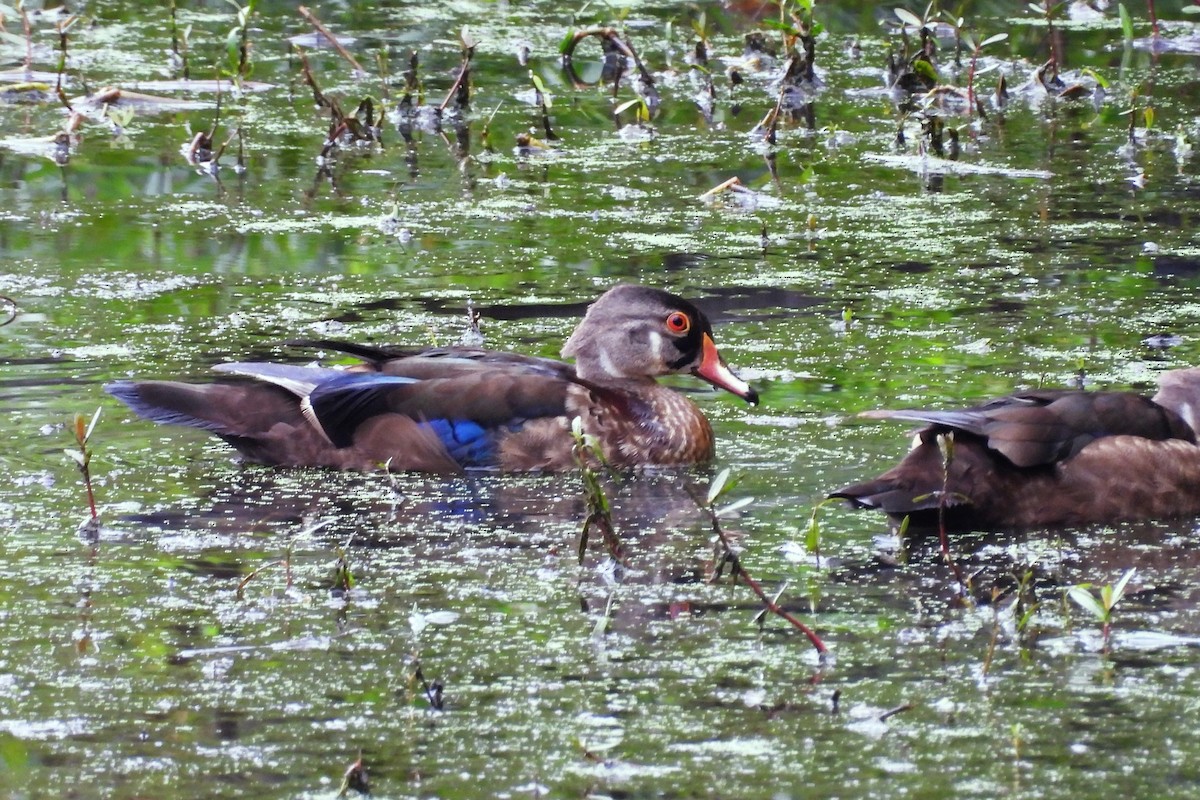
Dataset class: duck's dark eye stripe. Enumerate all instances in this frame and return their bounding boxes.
[666,351,693,369]
[665,332,699,369]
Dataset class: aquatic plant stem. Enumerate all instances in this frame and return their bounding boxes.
[66,409,102,522]
[439,42,473,111]
[296,46,327,108]
[81,465,98,520]
[935,433,969,593]
[1044,1,1060,79]
[298,6,364,73]
[694,491,828,657]
[571,419,625,565]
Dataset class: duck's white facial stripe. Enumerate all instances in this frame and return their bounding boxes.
[594,330,665,378]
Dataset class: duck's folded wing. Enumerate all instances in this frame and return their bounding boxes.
[300,370,573,466]
[291,339,576,381]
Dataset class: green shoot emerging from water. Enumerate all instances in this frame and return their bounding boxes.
[963,31,1007,115]
[332,534,356,595]
[65,407,102,523]
[1068,567,1136,650]
[224,0,257,85]
[697,468,829,658]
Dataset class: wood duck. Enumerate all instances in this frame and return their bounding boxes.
[830,368,1200,530]
[105,284,758,473]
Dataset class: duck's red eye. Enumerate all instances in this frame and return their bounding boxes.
[665,312,691,334]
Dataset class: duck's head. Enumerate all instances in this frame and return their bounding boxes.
[562,284,759,404]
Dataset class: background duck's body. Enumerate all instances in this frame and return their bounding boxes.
[832,368,1200,530]
[106,285,757,473]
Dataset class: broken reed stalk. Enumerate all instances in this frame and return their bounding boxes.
[412,662,445,710]
[698,175,743,201]
[752,55,797,144]
[19,3,32,73]
[209,72,223,140]
[209,125,243,165]
[297,5,364,73]
[375,51,390,100]
[981,585,1002,676]
[168,0,188,79]
[694,490,828,657]
[236,559,283,599]
[296,46,333,110]
[439,49,472,111]
[967,47,981,115]
[878,703,914,722]
[561,27,659,106]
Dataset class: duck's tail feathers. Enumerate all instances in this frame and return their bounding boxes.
[105,380,246,436]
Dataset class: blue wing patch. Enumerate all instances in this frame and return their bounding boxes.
[422,418,496,467]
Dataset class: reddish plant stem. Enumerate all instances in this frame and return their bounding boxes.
[439,53,472,111]
[698,498,828,656]
[82,464,98,520]
[298,5,364,72]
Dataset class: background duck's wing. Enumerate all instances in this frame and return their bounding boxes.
[861,390,1194,468]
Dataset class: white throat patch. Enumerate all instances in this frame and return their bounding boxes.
[597,346,622,378]
[647,330,664,363]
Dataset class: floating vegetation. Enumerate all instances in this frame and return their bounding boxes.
[4,0,1200,796]
[864,152,1054,179]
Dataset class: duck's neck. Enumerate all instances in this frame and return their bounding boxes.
[587,381,715,466]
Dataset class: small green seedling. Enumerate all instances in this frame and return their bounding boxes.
[1067,567,1136,647]
[65,407,102,522]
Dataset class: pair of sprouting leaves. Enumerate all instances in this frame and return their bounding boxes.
[64,407,102,470]
[1068,568,1137,625]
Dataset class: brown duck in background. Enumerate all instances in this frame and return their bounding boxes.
[106,284,758,473]
[831,368,1200,530]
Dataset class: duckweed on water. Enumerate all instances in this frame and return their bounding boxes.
[4,0,1200,797]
